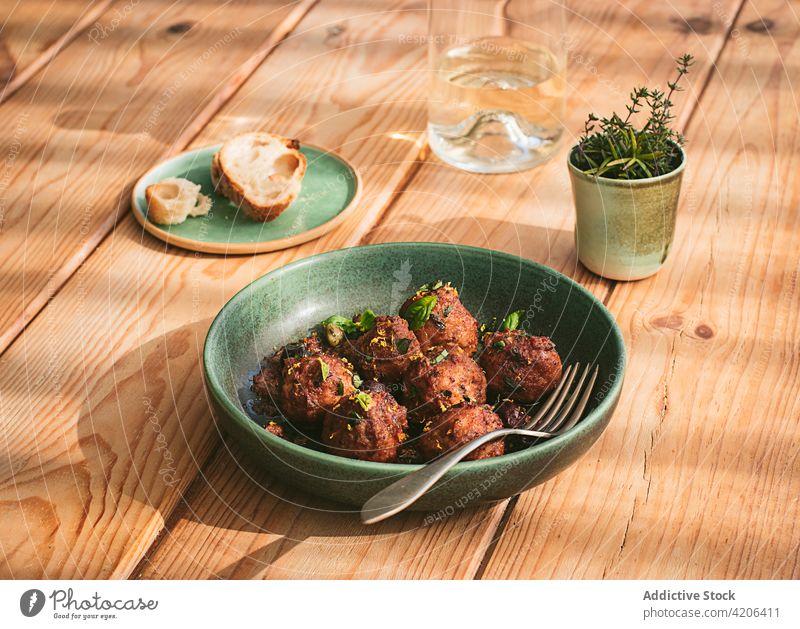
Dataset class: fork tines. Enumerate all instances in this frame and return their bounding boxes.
[524,362,600,435]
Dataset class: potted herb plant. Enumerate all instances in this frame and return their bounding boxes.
[568,54,694,280]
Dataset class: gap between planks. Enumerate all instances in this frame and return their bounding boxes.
[0,0,320,358]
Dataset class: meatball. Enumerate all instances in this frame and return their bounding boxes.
[495,400,536,453]
[359,376,407,402]
[495,400,530,429]
[401,282,478,354]
[350,315,423,382]
[403,346,487,418]
[252,334,324,400]
[252,352,282,402]
[480,331,562,403]
[264,420,287,439]
[322,389,408,462]
[280,353,356,425]
[419,403,504,461]
[286,334,324,357]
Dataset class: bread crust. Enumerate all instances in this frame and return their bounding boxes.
[211,133,307,222]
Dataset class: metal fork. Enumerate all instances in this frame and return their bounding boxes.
[360,363,599,525]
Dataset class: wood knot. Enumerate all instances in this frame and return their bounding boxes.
[325,24,345,42]
[672,16,712,35]
[651,314,684,330]
[166,21,194,35]
[745,18,773,33]
[694,324,714,339]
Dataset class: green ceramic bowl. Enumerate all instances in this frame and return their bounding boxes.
[204,243,626,511]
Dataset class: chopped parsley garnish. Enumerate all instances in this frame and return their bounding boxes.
[501,310,525,331]
[337,380,345,396]
[395,337,412,354]
[401,295,437,331]
[321,314,358,334]
[320,309,376,335]
[493,340,506,349]
[318,358,330,381]
[357,309,376,332]
[431,348,449,365]
[419,280,443,292]
[352,373,363,388]
[354,391,373,411]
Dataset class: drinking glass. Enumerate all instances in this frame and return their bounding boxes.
[427,0,566,173]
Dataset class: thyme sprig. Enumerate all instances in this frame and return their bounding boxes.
[572,54,694,180]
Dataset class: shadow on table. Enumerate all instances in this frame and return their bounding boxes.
[74,318,469,578]
[190,440,448,579]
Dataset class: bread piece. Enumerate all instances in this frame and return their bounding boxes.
[145,177,211,225]
[211,132,307,222]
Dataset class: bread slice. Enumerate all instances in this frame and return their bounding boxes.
[145,177,212,225]
[211,132,307,222]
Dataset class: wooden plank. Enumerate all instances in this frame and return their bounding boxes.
[0,0,432,579]
[0,0,115,100]
[137,0,741,579]
[0,0,317,355]
[481,0,800,579]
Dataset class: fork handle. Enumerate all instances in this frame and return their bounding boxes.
[360,427,554,525]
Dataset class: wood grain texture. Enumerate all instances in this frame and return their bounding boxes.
[0,0,434,579]
[0,0,323,578]
[137,0,741,579]
[481,0,800,579]
[0,0,316,355]
[137,444,505,579]
[3,0,792,582]
[0,0,115,100]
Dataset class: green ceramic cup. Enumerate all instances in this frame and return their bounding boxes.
[568,145,686,281]
[203,243,626,511]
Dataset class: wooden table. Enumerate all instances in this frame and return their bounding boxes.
[0,0,797,580]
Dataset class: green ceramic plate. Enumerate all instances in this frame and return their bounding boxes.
[131,143,360,254]
[204,243,626,512]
